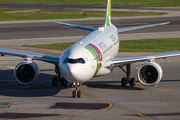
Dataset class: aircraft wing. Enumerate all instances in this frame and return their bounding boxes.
[54,21,97,31]
[107,50,180,67]
[0,48,60,64]
[117,22,170,33]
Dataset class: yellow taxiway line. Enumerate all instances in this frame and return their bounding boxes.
[8,70,180,120]
[6,102,15,109]
[9,90,152,120]
[81,91,153,120]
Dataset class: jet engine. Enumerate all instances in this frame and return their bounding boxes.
[137,62,163,86]
[14,61,39,85]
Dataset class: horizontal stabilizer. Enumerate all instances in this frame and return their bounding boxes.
[118,22,170,33]
[54,21,97,31]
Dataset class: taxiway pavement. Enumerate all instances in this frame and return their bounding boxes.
[0,55,179,120]
[1,2,180,11]
[0,16,180,46]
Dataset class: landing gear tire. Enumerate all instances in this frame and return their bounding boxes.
[121,77,127,87]
[77,91,81,98]
[72,91,76,98]
[72,90,81,98]
[130,77,135,87]
[72,82,82,98]
[52,77,59,86]
[120,64,136,87]
[60,78,67,86]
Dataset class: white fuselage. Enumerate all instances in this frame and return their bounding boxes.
[59,24,119,83]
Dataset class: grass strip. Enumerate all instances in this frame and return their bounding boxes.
[24,38,180,52]
[119,38,180,52]
[0,0,180,7]
[0,8,167,21]
[0,102,11,109]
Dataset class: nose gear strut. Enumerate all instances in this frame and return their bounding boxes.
[72,82,82,98]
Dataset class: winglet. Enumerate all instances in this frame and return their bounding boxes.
[105,0,111,28]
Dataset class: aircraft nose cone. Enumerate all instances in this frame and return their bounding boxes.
[67,65,91,82]
[60,63,96,82]
[69,66,81,81]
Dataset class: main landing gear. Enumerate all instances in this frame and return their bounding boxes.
[52,76,67,86]
[72,82,82,98]
[52,65,67,87]
[119,64,135,87]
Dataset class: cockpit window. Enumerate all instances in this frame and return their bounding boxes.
[63,58,85,64]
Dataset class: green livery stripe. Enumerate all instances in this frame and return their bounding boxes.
[85,43,103,75]
[85,46,99,74]
[105,0,111,27]
[85,46,96,57]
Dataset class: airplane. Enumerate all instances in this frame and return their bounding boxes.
[0,0,180,98]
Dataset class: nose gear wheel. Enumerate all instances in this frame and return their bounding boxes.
[72,82,82,98]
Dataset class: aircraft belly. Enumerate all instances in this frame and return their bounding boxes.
[95,67,112,76]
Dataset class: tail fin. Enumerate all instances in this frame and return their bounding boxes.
[105,0,111,28]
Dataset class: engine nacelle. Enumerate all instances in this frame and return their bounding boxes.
[14,61,39,85]
[137,62,163,86]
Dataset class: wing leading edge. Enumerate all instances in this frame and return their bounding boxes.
[106,50,180,68]
[0,48,60,64]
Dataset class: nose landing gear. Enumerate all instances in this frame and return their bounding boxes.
[72,82,82,98]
